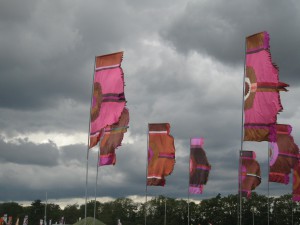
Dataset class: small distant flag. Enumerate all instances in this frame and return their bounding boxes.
[0,217,4,225]
[3,215,7,224]
[7,217,12,225]
[147,123,176,186]
[189,138,211,194]
[59,217,64,225]
[22,216,28,225]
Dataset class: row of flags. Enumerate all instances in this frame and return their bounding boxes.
[241,31,300,201]
[88,52,212,194]
[0,215,26,225]
[0,215,65,225]
[88,32,300,199]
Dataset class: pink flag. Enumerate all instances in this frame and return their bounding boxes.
[89,52,126,148]
[293,161,300,201]
[244,31,288,142]
[240,151,261,198]
[99,108,129,166]
[269,124,299,184]
[189,138,211,194]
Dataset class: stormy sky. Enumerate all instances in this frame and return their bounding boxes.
[1,0,300,205]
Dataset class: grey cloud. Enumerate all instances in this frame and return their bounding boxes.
[161,0,300,84]
[0,100,89,136]
[0,136,59,166]
[0,0,299,203]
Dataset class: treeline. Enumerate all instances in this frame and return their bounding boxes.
[1,193,299,225]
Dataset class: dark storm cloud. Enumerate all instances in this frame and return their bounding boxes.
[0,136,59,166]
[0,0,178,111]
[0,1,89,110]
[161,0,300,84]
[0,138,97,201]
[0,0,299,203]
[0,101,89,135]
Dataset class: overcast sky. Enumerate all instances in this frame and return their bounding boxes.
[1,0,300,206]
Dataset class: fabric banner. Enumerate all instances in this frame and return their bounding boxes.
[99,107,129,166]
[293,161,300,201]
[240,151,261,198]
[22,216,28,225]
[244,31,288,142]
[3,215,7,224]
[269,124,299,184]
[89,51,126,148]
[147,123,175,186]
[7,217,12,225]
[189,138,211,194]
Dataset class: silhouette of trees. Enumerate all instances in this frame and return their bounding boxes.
[1,193,299,225]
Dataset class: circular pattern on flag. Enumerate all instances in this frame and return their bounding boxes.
[241,165,247,181]
[244,66,257,110]
[269,142,279,166]
[91,82,102,122]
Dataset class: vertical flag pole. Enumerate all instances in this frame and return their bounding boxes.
[188,139,191,225]
[267,142,270,225]
[93,147,101,225]
[164,198,167,225]
[238,37,247,225]
[44,192,47,225]
[144,124,149,225]
[85,57,97,225]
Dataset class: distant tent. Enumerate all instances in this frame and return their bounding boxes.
[73,217,106,225]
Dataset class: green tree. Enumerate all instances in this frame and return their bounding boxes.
[79,200,100,219]
[63,204,79,224]
[0,202,24,225]
[46,203,62,225]
[28,200,44,225]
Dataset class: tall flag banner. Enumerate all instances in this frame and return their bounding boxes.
[3,215,7,224]
[240,151,261,198]
[89,52,126,148]
[22,216,28,225]
[59,217,64,225]
[244,31,288,142]
[147,123,175,186]
[99,107,129,166]
[7,217,12,225]
[189,138,211,194]
[293,159,300,201]
[269,124,299,184]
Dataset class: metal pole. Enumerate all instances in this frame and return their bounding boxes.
[145,124,149,225]
[187,192,190,225]
[93,148,101,225]
[292,202,294,225]
[84,148,90,224]
[238,36,247,225]
[164,198,166,225]
[85,56,97,225]
[188,139,191,225]
[267,142,270,225]
[44,192,47,225]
